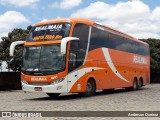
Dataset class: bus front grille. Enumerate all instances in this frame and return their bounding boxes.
[28,82,51,86]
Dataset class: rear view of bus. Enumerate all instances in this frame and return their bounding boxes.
[10,18,150,98]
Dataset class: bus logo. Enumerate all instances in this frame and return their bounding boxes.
[133,55,147,64]
[34,24,62,32]
[31,77,47,81]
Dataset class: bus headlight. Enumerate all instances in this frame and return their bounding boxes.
[51,78,65,85]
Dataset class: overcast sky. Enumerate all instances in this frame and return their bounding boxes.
[0,0,160,40]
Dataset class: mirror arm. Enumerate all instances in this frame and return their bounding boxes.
[10,41,25,56]
[61,37,79,54]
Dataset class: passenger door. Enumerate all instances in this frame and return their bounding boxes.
[67,23,90,92]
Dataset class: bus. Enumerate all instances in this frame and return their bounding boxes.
[10,18,150,98]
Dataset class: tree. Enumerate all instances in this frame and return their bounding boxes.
[0,26,32,72]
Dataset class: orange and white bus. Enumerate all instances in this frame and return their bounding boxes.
[10,18,150,98]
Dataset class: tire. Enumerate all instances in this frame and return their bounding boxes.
[132,79,138,90]
[125,79,138,91]
[138,79,143,89]
[80,79,96,97]
[46,93,60,98]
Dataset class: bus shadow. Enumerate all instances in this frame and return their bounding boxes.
[26,93,85,101]
[26,87,149,101]
[95,87,148,96]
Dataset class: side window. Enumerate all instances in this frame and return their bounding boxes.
[89,26,149,56]
[90,27,110,50]
[69,23,89,72]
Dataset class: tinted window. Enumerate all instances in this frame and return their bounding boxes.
[90,27,149,56]
[69,23,89,72]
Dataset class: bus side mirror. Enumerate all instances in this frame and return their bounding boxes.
[61,37,79,54]
[10,41,25,56]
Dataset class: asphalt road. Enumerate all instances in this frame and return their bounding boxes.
[0,84,160,120]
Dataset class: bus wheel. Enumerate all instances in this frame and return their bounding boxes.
[80,79,96,97]
[46,93,60,98]
[132,79,138,90]
[125,79,138,91]
[138,78,143,89]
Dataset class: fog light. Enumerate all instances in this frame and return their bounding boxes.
[57,86,62,90]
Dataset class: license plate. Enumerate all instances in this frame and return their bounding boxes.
[34,87,42,91]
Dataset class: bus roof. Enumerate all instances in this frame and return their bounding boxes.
[35,18,148,46]
[35,18,95,26]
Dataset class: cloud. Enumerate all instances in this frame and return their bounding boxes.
[40,19,48,22]
[50,0,83,10]
[0,11,29,41]
[0,0,39,7]
[71,0,160,39]
[151,7,160,21]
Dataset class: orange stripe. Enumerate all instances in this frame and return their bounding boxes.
[24,40,61,46]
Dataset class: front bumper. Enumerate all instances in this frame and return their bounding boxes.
[21,80,68,93]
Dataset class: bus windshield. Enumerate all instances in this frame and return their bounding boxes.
[22,44,65,75]
[27,23,71,41]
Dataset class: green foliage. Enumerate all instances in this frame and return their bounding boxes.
[0,26,32,71]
